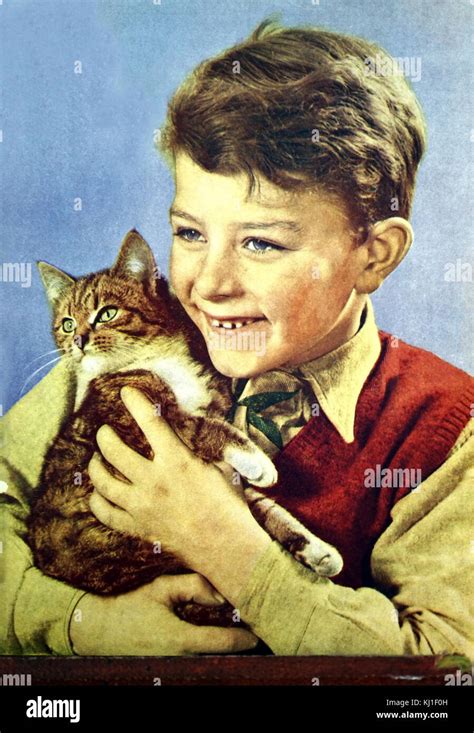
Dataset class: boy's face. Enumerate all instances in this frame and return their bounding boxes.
[169,152,368,378]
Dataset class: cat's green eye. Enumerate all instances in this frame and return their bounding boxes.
[62,318,75,333]
[96,306,118,324]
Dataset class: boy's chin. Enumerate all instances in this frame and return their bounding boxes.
[207,350,270,379]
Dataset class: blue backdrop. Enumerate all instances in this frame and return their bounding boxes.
[1,0,472,413]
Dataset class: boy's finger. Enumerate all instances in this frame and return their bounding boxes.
[152,573,226,606]
[215,460,235,484]
[96,423,149,481]
[89,489,134,534]
[88,452,131,509]
[181,623,259,654]
[120,386,192,463]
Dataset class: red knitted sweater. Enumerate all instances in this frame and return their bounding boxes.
[266,332,474,589]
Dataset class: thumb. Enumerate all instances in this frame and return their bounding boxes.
[150,573,227,607]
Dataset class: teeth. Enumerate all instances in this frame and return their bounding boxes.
[210,318,258,330]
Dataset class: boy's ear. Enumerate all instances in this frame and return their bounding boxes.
[37,261,75,308]
[112,229,157,292]
[354,217,413,294]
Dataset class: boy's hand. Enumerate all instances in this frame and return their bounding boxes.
[88,385,272,603]
[88,386,255,568]
[69,573,258,656]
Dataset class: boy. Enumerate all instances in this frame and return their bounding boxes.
[1,19,473,657]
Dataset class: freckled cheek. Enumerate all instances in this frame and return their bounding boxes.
[271,277,339,339]
[261,290,304,334]
[308,253,352,296]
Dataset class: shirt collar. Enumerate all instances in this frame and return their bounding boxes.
[295,298,381,442]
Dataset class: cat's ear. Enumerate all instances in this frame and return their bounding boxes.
[37,262,75,308]
[112,230,157,291]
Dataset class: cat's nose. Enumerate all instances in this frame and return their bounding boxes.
[75,332,90,351]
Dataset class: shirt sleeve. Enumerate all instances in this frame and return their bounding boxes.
[235,428,474,656]
[0,361,87,655]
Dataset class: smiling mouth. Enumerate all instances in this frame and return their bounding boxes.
[201,312,267,330]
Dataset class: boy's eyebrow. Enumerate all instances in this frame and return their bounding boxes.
[169,207,303,233]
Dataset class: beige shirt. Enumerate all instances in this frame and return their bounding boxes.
[1,301,473,656]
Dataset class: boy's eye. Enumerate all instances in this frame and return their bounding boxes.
[174,228,284,254]
[244,238,283,254]
[62,317,76,333]
[96,306,118,323]
[175,227,204,242]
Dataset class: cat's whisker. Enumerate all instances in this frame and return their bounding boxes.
[18,356,64,397]
[21,347,66,371]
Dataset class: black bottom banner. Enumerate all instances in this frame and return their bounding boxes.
[0,684,471,732]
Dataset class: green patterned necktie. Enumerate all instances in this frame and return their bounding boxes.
[227,377,301,450]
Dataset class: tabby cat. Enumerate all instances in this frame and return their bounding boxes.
[27,230,342,625]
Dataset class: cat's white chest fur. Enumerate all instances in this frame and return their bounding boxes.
[126,355,213,413]
[74,342,214,415]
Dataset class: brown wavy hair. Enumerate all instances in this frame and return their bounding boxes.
[159,17,426,233]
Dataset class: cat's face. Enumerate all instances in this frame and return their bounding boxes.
[52,275,155,372]
[38,231,172,374]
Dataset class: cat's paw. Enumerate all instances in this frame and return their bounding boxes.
[223,444,278,488]
[294,539,343,577]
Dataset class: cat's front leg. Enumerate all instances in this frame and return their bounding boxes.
[244,487,343,577]
[222,438,278,488]
[171,412,278,488]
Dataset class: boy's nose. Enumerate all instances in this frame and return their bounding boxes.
[194,251,243,301]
